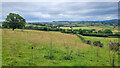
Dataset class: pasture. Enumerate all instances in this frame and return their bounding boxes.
[2,29,119,66]
[60,27,92,30]
[60,25,118,32]
[83,36,118,46]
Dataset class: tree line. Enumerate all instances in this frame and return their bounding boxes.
[23,25,120,38]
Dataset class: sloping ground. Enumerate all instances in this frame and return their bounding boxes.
[2,29,87,48]
[2,29,118,66]
[83,36,118,46]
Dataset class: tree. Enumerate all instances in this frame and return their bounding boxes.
[103,29,112,34]
[2,21,9,28]
[79,29,83,34]
[5,13,26,31]
[98,30,103,33]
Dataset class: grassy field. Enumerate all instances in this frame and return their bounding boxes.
[2,29,119,66]
[82,36,118,47]
[25,24,45,27]
[60,25,118,32]
[26,24,119,33]
[60,27,92,30]
[96,25,118,32]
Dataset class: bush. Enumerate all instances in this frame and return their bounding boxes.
[109,42,120,51]
[82,33,108,37]
[93,41,103,48]
[114,32,120,36]
[98,30,103,33]
[86,40,91,45]
[103,29,112,34]
[99,43,103,48]
[93,41,100,46]
[25,26,34,29]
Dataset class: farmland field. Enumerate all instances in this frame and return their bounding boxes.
[60,25,118,32]
[73,27,92,30]
[83,36,118,46]
[2,29,119,66]
[1,2,120,67]
[60,27,92,30]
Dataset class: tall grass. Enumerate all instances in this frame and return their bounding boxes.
[2,29,119,66]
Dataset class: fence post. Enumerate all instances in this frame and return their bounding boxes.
[32,46,34,65]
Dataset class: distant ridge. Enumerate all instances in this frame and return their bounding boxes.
[28,19,118,25]
[53,19,118,22]
[102,19,118,22]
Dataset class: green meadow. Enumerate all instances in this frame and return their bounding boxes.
[60,27,92,30]
[2,29,119,66]
[60,25,118,32]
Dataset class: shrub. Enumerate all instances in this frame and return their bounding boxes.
[98,30,103,33]
[109,42,120,51]
[25,25,34,29]
[99,43,103,48]
[93,41,104,48]
[103,29,112,34]
[93,41,100,46]
[109,40,120,67]
[86,40,91,45]
[82,33,108,37]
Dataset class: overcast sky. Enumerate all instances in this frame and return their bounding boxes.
[1,2,118,22]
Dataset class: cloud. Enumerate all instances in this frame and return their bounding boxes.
[1,2,118,22]
[2,0,120,2]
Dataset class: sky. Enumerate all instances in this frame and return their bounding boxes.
[2,0,120,2]
[1,2,118,22]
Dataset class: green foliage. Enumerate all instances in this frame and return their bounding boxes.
[5,13,26,30]
[2,21,9,28]
[93,41,103,48]
[82,33,108,37]
[25,25,34,29]
[114,32,120,36]
[98,30,103,33]
[23,25,120,38]
[109,42,120,51]
[13,24,120,38]
[86,40,91,45]
[103,29,112,34]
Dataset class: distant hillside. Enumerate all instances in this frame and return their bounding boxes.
[103,19,118,22]
[28,19,118,25]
